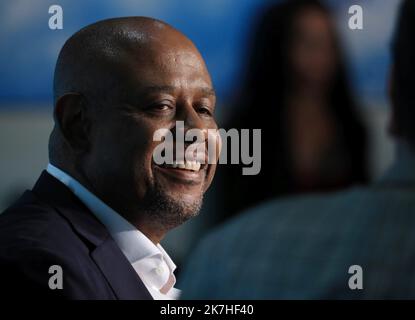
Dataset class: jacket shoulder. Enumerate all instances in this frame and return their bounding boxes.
[0,190,74,251]
[0,190,114,299]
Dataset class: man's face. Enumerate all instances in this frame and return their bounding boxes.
[84,38,218,228]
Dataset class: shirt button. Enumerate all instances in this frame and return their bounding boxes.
[155,266,164,275]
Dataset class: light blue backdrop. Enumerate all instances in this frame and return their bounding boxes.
[0,0,402,109]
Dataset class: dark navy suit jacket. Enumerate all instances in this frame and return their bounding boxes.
[0,171,153,300]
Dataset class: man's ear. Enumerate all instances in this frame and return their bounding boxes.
[54,93,91,153]
[387,65,400,137]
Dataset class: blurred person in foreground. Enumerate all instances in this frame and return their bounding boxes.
[180,0,415,299]
[0,17,219,299]
[220,0,368,219]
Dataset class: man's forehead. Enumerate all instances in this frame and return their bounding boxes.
[161,48,205,68]
[139,85,215,97]
[122,39,206,71]
[116,46,212,90]
[100,49,213,103]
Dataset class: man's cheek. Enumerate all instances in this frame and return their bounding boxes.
[132,144,156,178]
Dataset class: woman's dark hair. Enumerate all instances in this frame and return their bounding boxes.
[391,0,415,147]
[220,0,368,217]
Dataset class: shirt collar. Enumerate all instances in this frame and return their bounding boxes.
[46,163,176,282]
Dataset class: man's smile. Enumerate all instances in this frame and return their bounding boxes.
[153,159,207,186]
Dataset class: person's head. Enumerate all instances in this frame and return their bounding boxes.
[243,0,342,101]
[235,0,362,136]
[390,0,415,149]
[49,17,218,241]
[225,0,368,211]
[289,1,337,91]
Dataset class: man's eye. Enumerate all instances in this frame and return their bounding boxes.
[197,106,213,117]
[147,103,173,113]
[155,105,171,111]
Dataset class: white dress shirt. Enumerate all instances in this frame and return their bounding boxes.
[46,163,181,300]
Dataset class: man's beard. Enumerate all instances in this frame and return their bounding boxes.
[137,180,203,231]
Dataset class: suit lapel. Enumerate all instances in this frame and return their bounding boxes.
[91,237,153,300]
[32,171,153,300]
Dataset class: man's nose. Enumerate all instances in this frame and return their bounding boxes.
[179,104,208,142]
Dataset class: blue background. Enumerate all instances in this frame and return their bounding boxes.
[0,0,402,110]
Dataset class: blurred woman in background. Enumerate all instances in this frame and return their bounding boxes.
[219,0,369,220]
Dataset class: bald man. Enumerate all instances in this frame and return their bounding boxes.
[0,17,218,300]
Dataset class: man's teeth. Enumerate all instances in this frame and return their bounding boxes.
[164,161,201,172]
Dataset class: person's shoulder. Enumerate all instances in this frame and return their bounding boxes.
[0,190,114,299]
[202,183,415,251]
[212,187,363,237]
[0,190,77,259]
